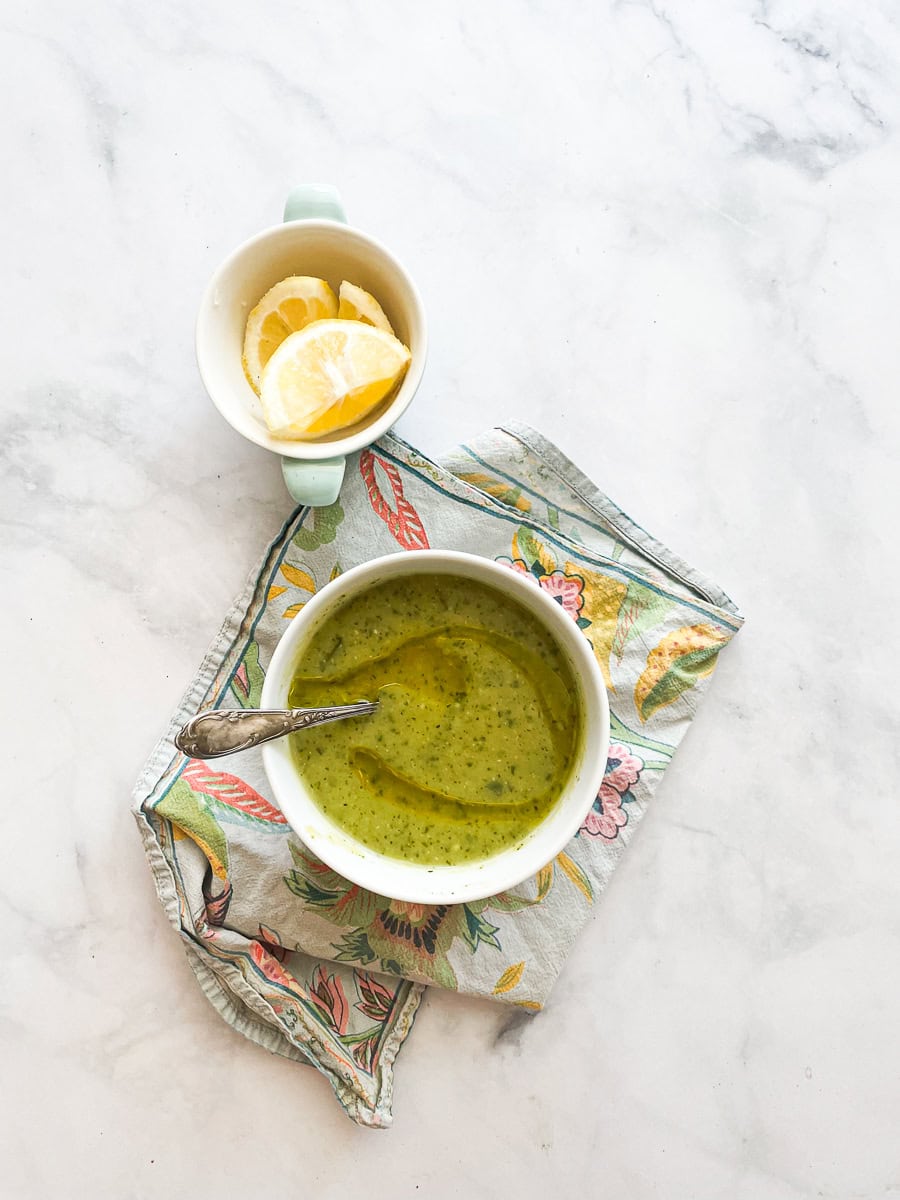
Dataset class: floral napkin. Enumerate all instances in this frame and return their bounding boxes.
[133,421,742,1127]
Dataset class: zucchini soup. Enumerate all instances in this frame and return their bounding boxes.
[287,572,584,865]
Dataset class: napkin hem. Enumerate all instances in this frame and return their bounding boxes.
[498,420,742,618]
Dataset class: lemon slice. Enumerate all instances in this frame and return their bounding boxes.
[242,276,338,393]
[337,280,395,334]
[259,319,411,439]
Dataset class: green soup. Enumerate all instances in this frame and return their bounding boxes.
[287,573,582,865]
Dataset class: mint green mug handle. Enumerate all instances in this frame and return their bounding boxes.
[281,456,345,507]
[284,184,346,225]
[280,185,347,506]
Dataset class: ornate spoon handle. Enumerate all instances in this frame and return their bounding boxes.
[174,702,378,759]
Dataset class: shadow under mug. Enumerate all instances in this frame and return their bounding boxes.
[195,185,427,506]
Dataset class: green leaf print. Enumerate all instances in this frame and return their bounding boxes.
[640,645,724,721]
[156,777,229,881]
[285,843,384,926]
[610,581,676,664]
[635,623,729,722]
[461,905,501,952]
[231,640,265,709]
[285,872,342,906]
[514,525,556,574]
[333,930,378,965]
[293,502,344,551]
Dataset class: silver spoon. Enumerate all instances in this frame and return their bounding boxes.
[174,701,378,759]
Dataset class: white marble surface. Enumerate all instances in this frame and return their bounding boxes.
[3,0,900,1195]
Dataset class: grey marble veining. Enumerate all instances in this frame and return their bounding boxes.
[2,1,900,1196]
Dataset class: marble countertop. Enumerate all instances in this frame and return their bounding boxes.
[4,2,900,1196]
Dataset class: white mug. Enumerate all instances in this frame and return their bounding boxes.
[196,185,427,506]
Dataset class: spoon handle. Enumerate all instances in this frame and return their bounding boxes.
[174,702,378,759]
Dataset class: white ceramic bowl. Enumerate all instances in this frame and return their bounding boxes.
[261,551,610,904]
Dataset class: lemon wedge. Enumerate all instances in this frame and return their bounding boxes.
[337,280,395,334]
[259,319,411,439]
[242,276,338,393]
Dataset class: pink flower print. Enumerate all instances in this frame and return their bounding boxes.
[538,570,585,620]
[250,940,306,998]
[234,661,249,695]
[309,966,349,1035]
[497,556,538,582]
[580,744,644,842]
[603,744,643,795]
[352,1035,380,1073]
[256,923,287,962]
[355,972,395,1022]
[581,783,628,839]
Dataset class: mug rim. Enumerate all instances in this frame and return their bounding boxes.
[260,550,610,904]
[195,218,428,460]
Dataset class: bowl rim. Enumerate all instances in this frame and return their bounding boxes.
[261,549,610,903]
[195,218,428,460]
